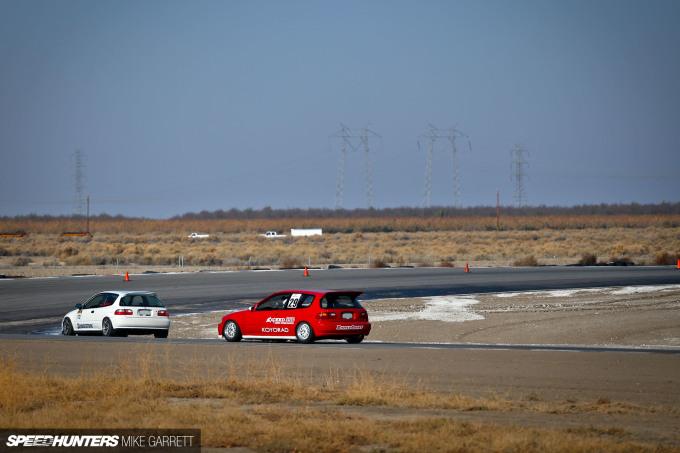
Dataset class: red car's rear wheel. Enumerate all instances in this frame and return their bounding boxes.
[295,322,315,344]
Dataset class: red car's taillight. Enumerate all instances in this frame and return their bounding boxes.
[157,310,169,316]
[359,311,368,319]
[114,309,133,316]
[316,312,337,319]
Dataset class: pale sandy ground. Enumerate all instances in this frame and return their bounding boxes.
[172,285,680,349]
[174,286,680,450]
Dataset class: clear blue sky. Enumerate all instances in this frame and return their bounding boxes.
[1,0,679,218]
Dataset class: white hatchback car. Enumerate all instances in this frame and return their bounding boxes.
[62,291,170,338]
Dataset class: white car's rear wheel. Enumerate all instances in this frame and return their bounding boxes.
[102,318,116,337]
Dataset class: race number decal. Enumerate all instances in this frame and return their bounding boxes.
[287,293,302,309]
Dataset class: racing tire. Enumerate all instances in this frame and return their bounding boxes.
[223,320,242,342]
[102,318,117,337]
[345,335,364,344]
[62,318,75,336]
[154,330,169,339]
[295,322,315,344]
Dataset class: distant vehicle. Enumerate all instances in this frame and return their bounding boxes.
[62,291,170,338]
[188,232,209,238]
[262,231,287,238]
[218,290,371,344]
[290,228,322,237]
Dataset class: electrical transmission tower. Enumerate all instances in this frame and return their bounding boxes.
[510,144,529,208]
[330,124,381,210]
[419,124,469,208]
[71,149,87,216]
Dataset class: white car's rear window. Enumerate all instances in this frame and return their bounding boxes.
[120,294,165,307]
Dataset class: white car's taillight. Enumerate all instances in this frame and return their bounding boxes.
[114,309,133,316]
[157,310,169,316]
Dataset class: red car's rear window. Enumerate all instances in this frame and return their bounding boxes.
[320,294,362,309]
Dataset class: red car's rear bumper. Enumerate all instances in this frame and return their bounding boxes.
[313,320,371,337]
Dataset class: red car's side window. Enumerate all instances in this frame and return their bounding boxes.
[255,293,315,311]
[286,293,314,310]
[299,294,315,308]
[286,293,315,309]
[256,294,289,311]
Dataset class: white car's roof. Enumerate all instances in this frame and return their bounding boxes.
[100,290,157,296]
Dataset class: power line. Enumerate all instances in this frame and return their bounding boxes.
[419,124,469,208]
[510,144,529,208]
[71,149,87,216]
[329,124,381,209]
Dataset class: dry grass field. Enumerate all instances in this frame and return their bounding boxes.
[2,211,679,452]
[1,215,679,277]
[2,347,678,453]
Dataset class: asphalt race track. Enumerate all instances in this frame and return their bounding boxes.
[3,265,680,441]
[1,265,679,335]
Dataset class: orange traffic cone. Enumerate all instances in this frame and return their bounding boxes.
[465,263,470,273]
[304,267,309,277]
[677,259,680,269]
[124,271,130,281]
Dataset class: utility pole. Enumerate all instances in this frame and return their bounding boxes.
[496,189,500,231]
[72,150,87,216]
[86,195,90,233]
[333,125,348,210]
[510,144,529,208]
[330,124,381,209]
[419,124,470,208]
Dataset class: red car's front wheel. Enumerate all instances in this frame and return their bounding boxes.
[223,320,242,342]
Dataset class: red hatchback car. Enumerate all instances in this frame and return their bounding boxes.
[218,290,371,343]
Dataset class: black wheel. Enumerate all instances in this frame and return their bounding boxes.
[222,320,242,342]
[154,330,168,338]
[346,335,364,344]
[295,322,315,344]
[62,318,75,336]
[102,318,116,337]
